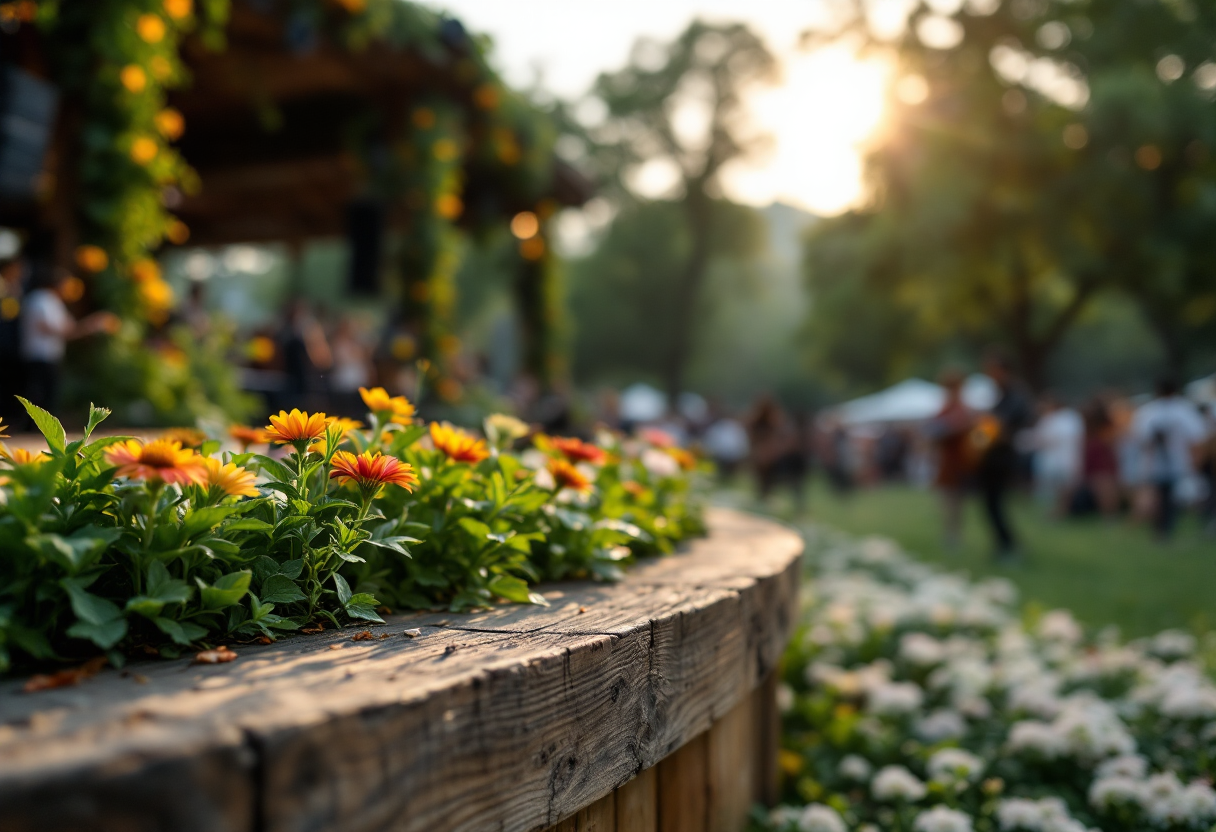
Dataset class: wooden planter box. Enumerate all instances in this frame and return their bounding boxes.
[0,509,802,832]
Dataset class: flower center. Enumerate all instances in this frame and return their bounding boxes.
[140,446,180,468]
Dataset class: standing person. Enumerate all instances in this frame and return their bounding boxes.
[745,395,802,505]
[977,353,1035,560]
[1131,377,1208,540]
[20,265,119,415]
[1030,393,1084,518]
[925,369,974,550]
[1082,397,1122,519]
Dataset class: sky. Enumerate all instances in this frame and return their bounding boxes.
[423,1,903,216]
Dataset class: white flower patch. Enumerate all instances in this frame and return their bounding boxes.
[871,765,928,801]
[995,797,1092,832]
[796,804,847,832]
[867,681,924,716]
[839,754,873,781]
[913,806,974,832]
[915,709,968,743]
[926,748,984,784]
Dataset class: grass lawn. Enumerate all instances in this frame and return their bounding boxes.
[722,477,1216,638]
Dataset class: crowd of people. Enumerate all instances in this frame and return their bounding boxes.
[690,355,1216,559]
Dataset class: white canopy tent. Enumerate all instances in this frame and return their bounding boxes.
[834,375,999,426]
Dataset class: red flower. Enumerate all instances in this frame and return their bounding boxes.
[550,436,607,465]
[330,450,419,493]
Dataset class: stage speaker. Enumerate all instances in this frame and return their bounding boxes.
[346,197,384,296]
[0,66,58,203]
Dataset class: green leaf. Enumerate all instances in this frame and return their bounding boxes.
[125,596,165,618]
[251,454,295,484]
[146,561,191,604]
[345,592,384,623]
[181,506,243,540]
[62,582,123,626]
[332,573,353,607]
[66,617,127,649]
[488,574,547,605]
[154,617,207,646]
[224,518,274,533]
[83,403,111,441]
[16,396,66,454]
[364,535,417,557]
[259,575,306,605]
[197,570,251,610]
[279,559,304,580]
[457,517,492,540]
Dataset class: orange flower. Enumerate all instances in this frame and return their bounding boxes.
[105,439,207,486]
[429,422,489,464]
[228,424,270,449]
[163,0,192,19]
[548,458,592,493]
[265,409,329,446]
[1,446,48,465]
[204,458,258,498]
[136,13,165,42]
[621,480,648,498]
[130,258,161,283]
[120,64,147,93]
[166,219,190,244]
[130,136,158,165]
[330,450,418,493]
[154,108,184,140]
[667,448,697,471]
[550,436,607,465]
[0,418,8,438]
[75,245,108,272]
[308,417,363,455]
[358,387,415,424]
[159,427,206,448]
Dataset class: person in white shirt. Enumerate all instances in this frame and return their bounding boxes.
[20,266,119,415]
[1031,394,1085,518]
[1130,377,1209,539]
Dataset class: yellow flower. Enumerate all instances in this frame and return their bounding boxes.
[0,418,8,438]
[139,278,173,310]
[358,387,415,424]
[265,409,329,446]
[150,55,173,81]
[154,108,184,140]
[130,259,161,283]
[308,417,363,455]
[104,439,208,486]
[429,422,489,464]
[1,446,48,465]
[120,64,147,93]
[163,0,192,19]
[204,458,258,498]
[159,427,206,448]
[130,136,158,165]
[136,13,165,43]
[75,245,108,272]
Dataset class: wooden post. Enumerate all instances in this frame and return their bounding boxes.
[657,732,708,832]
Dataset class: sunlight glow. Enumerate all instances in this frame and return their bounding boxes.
[725,45,891,216]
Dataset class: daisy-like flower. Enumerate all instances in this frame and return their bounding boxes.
[330,450,418,498]
[667,447,697,471]
[159,427,207,448]
[550,436,608,465]
[203,458,259,498]
[1,446,48,465]
[548,458,592,492]
[359,387,416,424]
[429,422,489,464]
[105,439,208,486]
[264,409,329,448]
[228,424,271,449]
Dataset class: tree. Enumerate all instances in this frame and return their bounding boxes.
[582,21,777,403]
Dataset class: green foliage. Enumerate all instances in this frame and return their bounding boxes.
[803,0,1216,390]
[0,399,706,674]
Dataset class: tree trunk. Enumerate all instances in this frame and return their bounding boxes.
[664,190,713,408]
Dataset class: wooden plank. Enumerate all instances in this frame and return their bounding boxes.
[576,793,616,832]
[751,673,781,807]
[615,767,657,832]
[707,694,755,832]
[0,509,802,832]
[657,732,708,832]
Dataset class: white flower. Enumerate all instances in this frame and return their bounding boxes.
[871,765,927,801]
[1088,775,1142,811]
[1038,610,1083,644]
[839,754,873,781]
[927,748,984,783]
[867,681,924,716]
[797,804,847,832]
[901,632,946,666]
[1160,684,1216,719]
[640,447,679,478]
[1095,753,1147,780]
[915,709,968,742]
[1006,721,1065,758]
[777,684,796,713]
[1149,629,1196,659]
[913,806,974,832]
[769,805,802,828]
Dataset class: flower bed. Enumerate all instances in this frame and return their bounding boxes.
[0,392,705,676]
[767,528,1216,832]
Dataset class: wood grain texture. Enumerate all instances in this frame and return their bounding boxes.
[657,732,708,832]
[615,766,657,832]
[708,693,755,832]
[0,509,801,832]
